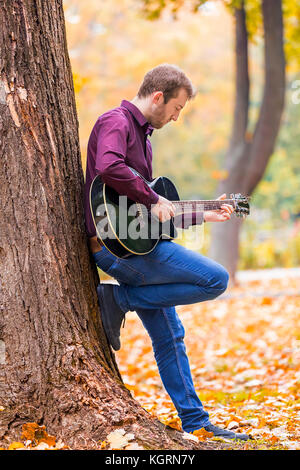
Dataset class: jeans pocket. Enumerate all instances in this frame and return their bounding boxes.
[93,247,116,272]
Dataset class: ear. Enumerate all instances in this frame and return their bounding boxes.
[152,91,164,104]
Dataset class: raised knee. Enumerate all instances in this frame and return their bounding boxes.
[219,268,229,292]
[210,266,229,295]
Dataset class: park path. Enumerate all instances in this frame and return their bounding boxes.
[218,267,300,300]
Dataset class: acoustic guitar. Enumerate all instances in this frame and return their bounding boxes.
[90,167,250,258]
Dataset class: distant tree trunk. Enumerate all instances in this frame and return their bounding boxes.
[0,0,201,450]
[209,0,285,282]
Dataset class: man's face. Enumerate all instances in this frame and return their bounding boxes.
[149,88,188,129]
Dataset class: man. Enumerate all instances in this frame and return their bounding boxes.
[84,64,250,441]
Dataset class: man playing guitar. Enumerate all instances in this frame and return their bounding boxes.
[84,64,250,441]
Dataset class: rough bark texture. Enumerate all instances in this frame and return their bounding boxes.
[209,0,285,282]
[0,0,212,450]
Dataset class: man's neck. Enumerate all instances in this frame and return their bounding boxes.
[130,96,151,122]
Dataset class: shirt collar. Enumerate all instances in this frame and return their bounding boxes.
[121,100,154,136]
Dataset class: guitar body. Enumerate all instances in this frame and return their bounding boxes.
[90,169,180,258]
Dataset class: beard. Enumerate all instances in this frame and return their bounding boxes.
[149,104,169,129]
[151,120,165,129]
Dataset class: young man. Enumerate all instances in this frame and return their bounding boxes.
[84,64,250,441]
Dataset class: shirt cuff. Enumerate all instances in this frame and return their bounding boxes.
[144,190,160,209]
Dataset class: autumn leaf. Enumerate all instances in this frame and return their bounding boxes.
[125,443,144,450]
[21,423,56,448]
[106,429,135,450]
[261,296,273,305]
[192,428,214,441]
[8,442,25,450]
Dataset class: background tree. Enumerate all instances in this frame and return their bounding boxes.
[0,0,204,449]
[141,0,286,281]
[209,0,285,281]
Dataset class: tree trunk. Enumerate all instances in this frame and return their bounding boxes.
[209,2,250,281]
[0,0,204,450]
[209,0,285,282]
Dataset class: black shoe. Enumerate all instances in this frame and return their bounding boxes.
[97,284,126,351]
[204,424,251,441]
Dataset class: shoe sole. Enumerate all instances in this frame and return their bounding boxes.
[97,285,121,351]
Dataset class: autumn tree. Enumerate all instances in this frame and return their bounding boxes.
[0,0,206,449]
[209,0,285,281]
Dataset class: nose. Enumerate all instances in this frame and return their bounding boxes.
[172,110,181,122]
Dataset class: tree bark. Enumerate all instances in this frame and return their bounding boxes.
[0,0,206,450]
[209,0,285,282]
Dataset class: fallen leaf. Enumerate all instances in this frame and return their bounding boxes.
[125,443,144,450]
[182,432,198,442]
[8,442,25,450]
[106,429,135,449]
[21,423,56,448]
[34,442,50,450]
[227,421,240,430]
[261,297,273,305]
[193,428,214,441]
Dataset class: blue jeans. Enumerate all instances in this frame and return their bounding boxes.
[93,240,229,433]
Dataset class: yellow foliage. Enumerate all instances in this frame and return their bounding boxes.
[239,232,300,270]
[64,0,234,197]
[211,170,229,180]
[73,73,91,94]
[8,442,25,450]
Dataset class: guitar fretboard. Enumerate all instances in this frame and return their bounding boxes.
[172,200,235,214]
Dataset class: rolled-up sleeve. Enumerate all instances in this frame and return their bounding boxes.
[95,113,159,208]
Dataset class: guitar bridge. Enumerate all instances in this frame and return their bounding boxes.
[136,203,146,228]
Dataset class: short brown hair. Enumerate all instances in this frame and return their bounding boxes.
[137,64,196,103]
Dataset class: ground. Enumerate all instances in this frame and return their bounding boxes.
[116,268,300,450]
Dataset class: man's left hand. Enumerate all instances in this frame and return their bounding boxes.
[203,193,234,222]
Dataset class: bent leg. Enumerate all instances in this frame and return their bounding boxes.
[111,241,229,312]
[114,280,227,313]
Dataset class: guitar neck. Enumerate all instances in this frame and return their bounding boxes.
[172,199,236,214]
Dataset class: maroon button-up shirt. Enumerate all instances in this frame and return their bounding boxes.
[84,100,160,237]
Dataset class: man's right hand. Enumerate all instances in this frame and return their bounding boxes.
[151,196,176,222]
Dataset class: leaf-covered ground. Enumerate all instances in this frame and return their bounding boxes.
[116,271,300,450]
[2,270,299,450]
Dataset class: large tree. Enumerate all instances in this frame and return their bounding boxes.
[0,0,207,449]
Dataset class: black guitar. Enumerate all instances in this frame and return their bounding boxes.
[90,168,250,258]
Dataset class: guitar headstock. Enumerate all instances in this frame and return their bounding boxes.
[230,193,250,218]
